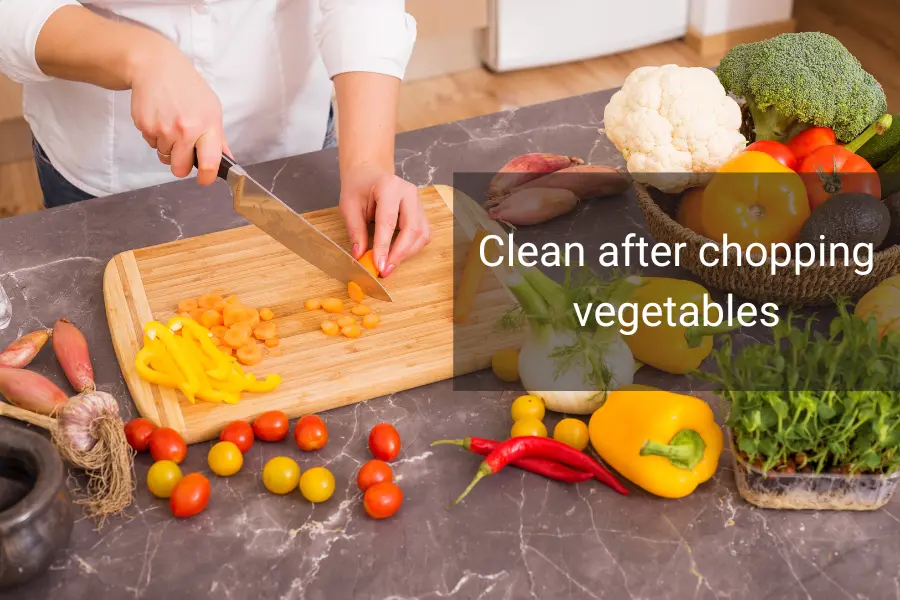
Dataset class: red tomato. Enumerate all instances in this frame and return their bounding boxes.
[148,427,187,464]
[252,411,289,442]
[786,127,837,163]
[124,418,157,453]
[357,460,394,492]
[745,141,798,171]
[294,415,328,451]
[799,145,881,209]
[363,482,403,519]
[170,473,211,518]
[220,421,254,454]
[368,423,401,462]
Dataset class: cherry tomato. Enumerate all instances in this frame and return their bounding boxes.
[262,456,301,495]
[510,395,545,422]
[146,460,182,499]
[510,417,547,438]
[220,421,254,453]
[552,418,590,451]
[207,441,243,477]
[148,427,187,464]
[799,145,881,209]
[170,473,211,518]
[299,467,335,503]
[357,459,394,492]
[786,126,837,163]
[253,411,289,442]
[124,418,157,453]
[294,415,328,451]
[745,140,798,171]
[368,423,401,462]
[363,482,403,519]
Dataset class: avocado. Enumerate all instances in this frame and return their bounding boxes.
[798,193,890,251]
[882,193,900,248]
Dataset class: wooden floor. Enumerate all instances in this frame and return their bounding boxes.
[1,0,898,218]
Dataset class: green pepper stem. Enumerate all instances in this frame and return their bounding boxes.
[452,462,493,506]
[844,113,893,154]
[639,429,706,470]
[684,323,739,349]
[430,439,471,450]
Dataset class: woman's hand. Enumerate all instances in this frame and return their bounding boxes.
[340,163,431,278]
[129,42,229,185]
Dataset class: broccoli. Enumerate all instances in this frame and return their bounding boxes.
[716,32,887,143]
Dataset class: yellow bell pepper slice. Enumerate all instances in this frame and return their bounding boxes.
[135,346,183,388]
[145,321,199,403]
[244,374,282,394]
[169,317,232,381]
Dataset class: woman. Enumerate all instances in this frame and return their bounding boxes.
[0,0,430,277]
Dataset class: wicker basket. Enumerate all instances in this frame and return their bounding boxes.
[633,182,900,306]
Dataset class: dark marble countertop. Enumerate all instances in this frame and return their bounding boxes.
[2,89,899,600]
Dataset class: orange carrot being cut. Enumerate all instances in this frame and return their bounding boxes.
[236,343,263,366]
[358,250,380,279]
[213,299,228,312]
[224,326,251,349]
[321,298,343,313]
[305,298,322,310]
[200,309,223,329]
[253,322,277,341]
[223,305,246,327]
[336,316,356,328]
[189,308,205,322]
[351,304,371,316]
[198,293,223,309]
[362,313,380,329]
[211,325,228,339]
[259,308,274,321]
[341,325,362,339]
[321,321,339,336]
[264,337,280,348]
[178,298,199,314]
[348,281,366,303]
[224,295,241,305]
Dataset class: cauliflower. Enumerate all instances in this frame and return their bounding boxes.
[604,65,747,194]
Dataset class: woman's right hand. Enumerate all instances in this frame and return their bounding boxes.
[129,41,228,185]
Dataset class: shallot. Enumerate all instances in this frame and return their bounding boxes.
[487,153,584,201]
[0,329,51,368]
[510,164,632,199]
[53,317,95,393]
[0,367,68,415]
[488,188,579,226]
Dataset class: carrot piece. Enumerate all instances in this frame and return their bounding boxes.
[253,322,277,341]
[218,345,234,357]
[321,321,340,336]
[358,250,380,278]
[244,308,261,328]
[211,325,228,339]
[264,337,280,348]
[362,313,380,329]
[236,343,263,366]
[348,281,366,303]
[336,315,356,328]
[223,305,247,327]
[455,227,493,324]
[321,298,343,313]
[198,293,223,309]
[177,298,199,314]
[213,299,228,312]
[305,298,322,310]
[189,308,205,322]
[341,324,362,338]
[224,326,251,349]
[210,336,221,347]
[259,308,274,321]
[224,295,242,305]
[351,304,371,316]
[200,309,223,328]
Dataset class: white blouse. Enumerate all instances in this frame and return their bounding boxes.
[0,0,417,196]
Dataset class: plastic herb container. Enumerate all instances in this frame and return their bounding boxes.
[729,433,900,511]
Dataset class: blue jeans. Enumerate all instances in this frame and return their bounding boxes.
[35,107,338,209]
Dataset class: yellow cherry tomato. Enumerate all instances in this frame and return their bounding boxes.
[263,456,301,495]
[510,417,548,439]
[491,349,520,382]
[207,441,243,477]
[299,467,336,503]
[510,395,545,422]
[146,460,183,499]
[552,418,590,451]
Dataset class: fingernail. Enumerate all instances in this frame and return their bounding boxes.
[352,243,359,258]
[377,257,386,272]
[383,264,396,277]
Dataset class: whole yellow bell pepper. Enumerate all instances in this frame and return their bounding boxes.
[588,385,723,499]
[625,277,736,375]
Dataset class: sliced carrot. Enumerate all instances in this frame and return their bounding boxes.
[336,315,356,328]
[218,345,234,357]
[236,343,263,366]
[200,309,223,329]
[305,298,322,310]
[213,299,228,312]
[253,321,278,341]
[362,313,380,329]
[348,281,366,303]
[210,336,221,347]
[358,250,380,278]
[321,321,339,336]
[178,298,199,313]
[198,293,223,309]
[211,325,228,339]
[341,324,362,338]
[351,304,371,316]
[245,308,261,328]
[264,337,280,348]
[224,326,251,349]
[259,308,274,321]
[223,305,248,327]
[321,298,343,313]
[189,308,205,322]
[224,295,242,305]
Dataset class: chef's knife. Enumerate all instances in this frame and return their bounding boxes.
[196,153,392,302]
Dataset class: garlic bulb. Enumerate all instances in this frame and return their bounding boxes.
[56,391,119,452]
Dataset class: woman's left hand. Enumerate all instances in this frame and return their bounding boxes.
[339,164,431,278]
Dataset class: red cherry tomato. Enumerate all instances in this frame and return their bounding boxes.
[220,421,254,454]
[148,427,187,464]
[170,473,211,518]
[368,423,401,462]
[252,411,289,442]
[124,418,157,453]
[363,482,403,519]
[798,145,881,209]
[357,460,394,492]
[786,127,837,163]
[294,415,328,451]
[745,141,798,171]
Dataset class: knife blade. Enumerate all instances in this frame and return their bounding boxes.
[200,153,392,302]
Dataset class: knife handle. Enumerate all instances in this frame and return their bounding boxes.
[193,152,237,182]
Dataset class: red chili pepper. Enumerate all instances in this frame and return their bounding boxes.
[431,438,593,483]
[452,436,629,505]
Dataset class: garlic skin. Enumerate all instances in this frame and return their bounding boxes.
[57,391,119,452]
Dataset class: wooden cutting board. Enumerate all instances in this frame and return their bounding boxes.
[103,185,524,444]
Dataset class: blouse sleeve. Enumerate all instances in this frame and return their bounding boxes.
[0,0,80,83]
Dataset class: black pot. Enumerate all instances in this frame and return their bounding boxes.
[0,423,73,588]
